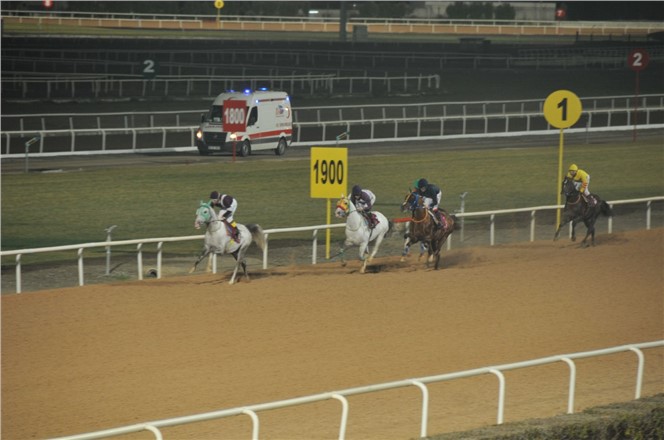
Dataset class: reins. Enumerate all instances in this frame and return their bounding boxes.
[410,208,429,223]
[566,194,582,205]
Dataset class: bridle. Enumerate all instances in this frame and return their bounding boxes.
[405,193,429,223]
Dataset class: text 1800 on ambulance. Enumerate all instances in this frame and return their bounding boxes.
[195,89,293,157]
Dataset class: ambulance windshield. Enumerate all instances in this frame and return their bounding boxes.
[210,105,222,122]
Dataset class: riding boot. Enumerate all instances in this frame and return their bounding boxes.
[362,211,375,229]
[582,194,596,207]
[430,210,440,227]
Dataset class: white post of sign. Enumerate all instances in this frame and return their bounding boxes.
[544,90,582,227]
[310,147,348,260]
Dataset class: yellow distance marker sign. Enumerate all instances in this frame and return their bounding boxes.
[544,89,583,228]
[310,147,347,199]
[544,90,582,129]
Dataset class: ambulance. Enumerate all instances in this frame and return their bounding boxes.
[195,89,293,156]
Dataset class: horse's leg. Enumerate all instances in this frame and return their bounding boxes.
[580,219,594,247]
[368,233,385,262]
[554,217,571,241]
[238,252,250,282]
[228,250,244,285]
[339,239,350,267]
[206,253,214,272]
[420,242,429,262]
[190,248,210,273]
[361,240,372,261]
[401,234,412,261]
[570,218,582,242]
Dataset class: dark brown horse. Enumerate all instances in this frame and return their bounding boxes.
[400,191,458,269]
[554,177,613,247]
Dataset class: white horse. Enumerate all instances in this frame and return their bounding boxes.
[334,195,392,274]
[190,202,265,285]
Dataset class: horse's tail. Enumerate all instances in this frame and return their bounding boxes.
[451,214,462,231]
[599,201,613,217]
[386,219,395,237]
[247,224,266,251]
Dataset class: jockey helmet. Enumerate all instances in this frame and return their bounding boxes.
[221,195,234,208]
[210,191,220,200]
[417,178,428,189]
[568,164,578,172]
[351,185,362,197]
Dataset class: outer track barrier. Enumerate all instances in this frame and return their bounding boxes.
[49,340,664,440]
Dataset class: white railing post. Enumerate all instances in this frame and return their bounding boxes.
[489,369,505,424]
[410,380,429,439]
[490,214,495,246]
[241,409,260,440]
[77,248,85,286]
[312,229,318,265]
[15,254,22,294]
[262,233,269,270]
[530,210,536,242]
[143,425,163,440]
[157,242,163,279]
[608,203,614,233]
[137,243,143,280]
[646,200,652,230]
[561,357,576,414]
[331,394,349,440]
[629,347,645,399]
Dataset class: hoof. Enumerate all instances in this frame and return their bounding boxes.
[341,261,347,267]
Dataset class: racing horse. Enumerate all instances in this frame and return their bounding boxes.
[334,195,392,274]
[400,191,458,270]
[554,177,613,247]
[190,202,266,284]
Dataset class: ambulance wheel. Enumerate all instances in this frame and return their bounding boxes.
[239,140,250,157]
[275,138,287,156]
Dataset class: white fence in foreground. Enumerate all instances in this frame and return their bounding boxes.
[50,340,664,440]
[1,196,661,294]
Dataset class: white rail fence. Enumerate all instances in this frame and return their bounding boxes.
[1,197,661,294]
[3,108,664,157]
[50,340,664,440]
[4,94,662,131]
[0,73,440,100]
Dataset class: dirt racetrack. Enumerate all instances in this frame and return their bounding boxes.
[2,228,663,440]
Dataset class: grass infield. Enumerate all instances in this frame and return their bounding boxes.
[2,138,662,256]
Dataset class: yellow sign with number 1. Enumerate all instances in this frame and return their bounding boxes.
[544,90,582,227]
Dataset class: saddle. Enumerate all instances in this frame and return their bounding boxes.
[584,194,598,207]
[362,211,379,229]
[224,221,240,243]
[429,209,448,230]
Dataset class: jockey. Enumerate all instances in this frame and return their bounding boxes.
[209,191,240,242]
[350,184,378,228]
[415,178,445,228]
[566,164,595,206]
